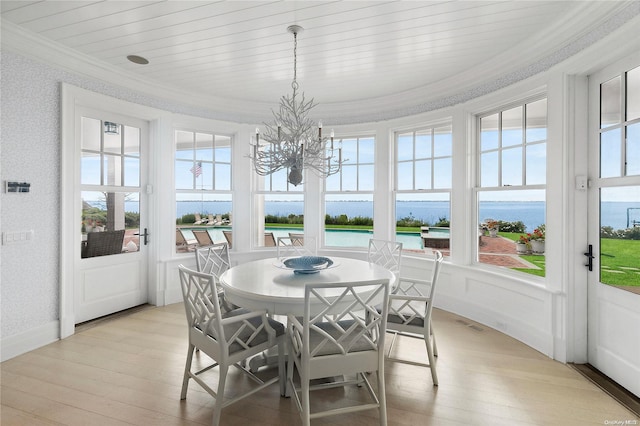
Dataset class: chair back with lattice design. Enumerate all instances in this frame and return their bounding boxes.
[195,242,231,278]
[178,265,278,359]
[276,236,317,260]
[388,251,443,334]
[288,279,390,377]
[367,239,403,276]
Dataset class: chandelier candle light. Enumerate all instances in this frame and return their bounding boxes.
[250,25,343,186]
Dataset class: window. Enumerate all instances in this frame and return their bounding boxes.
[598,65,640,290]
[324,135,375,248]
[395,124,452,255]
[80,117,142,257]
[477,98,547,275]
[175,130,232,253]
[254,157,304,248]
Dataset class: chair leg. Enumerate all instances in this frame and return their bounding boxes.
[377,369,388,426]
[426,336,438,386]
[431,322,438,357]
[212,364,228,426]
[301,372,311,426]
[278,339,286,397]
[180,343,195,400]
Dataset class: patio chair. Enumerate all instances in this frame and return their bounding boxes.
[82,229,125,258]
[286,279,391,426]
[193,213,207,225]
[222,230,233,249]
[176,228,197,252]
[178,265,286,426]
[385,251,443,385]
[192,229,214,246]
[264,232,276,247]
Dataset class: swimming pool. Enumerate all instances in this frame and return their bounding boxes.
[180,227,424,250]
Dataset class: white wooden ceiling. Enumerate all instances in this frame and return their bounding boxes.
[1,1,633,122]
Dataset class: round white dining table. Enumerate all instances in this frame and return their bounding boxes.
[218,256,396,316]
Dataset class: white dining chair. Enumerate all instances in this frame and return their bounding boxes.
[367,239,403,288]
[276,236,317,260]
[385,250,443,385]
[286,279,391,426]
[178,265,286,426]
[195,242,235,312]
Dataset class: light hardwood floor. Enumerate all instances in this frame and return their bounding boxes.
[2,304,638,425]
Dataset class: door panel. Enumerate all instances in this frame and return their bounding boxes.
[75,108,148,323]
[588,60,640,398]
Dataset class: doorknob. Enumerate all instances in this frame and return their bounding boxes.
[134,228,149,245]
[584,244,594,271]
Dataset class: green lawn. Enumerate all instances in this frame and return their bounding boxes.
[600,238,640,287]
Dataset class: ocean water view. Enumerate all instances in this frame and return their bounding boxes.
[88,200,640,232]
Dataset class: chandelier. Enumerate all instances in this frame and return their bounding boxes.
[250,25,343,186]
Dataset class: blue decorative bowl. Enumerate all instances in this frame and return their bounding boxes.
[283,256,333,274]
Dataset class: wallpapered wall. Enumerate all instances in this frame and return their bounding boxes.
[0,52,219,340]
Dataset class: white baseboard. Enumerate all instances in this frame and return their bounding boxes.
[1,320,60,362]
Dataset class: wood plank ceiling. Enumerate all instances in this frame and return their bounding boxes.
[0,1,631,122]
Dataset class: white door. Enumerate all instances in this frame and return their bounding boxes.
[587,57,640,397]
[74,107,149,323]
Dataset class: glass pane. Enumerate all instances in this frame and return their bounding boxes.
[627,66,640,121]
[481,151,499,187]
[341,165,357,191]
[415,131,431,158]
[260,193,303,247]
[433,126,452,157]
[478,189,545,275]
[481,113,499,151]
[124,157,140,187]
[601,75,621,129]
[359,164,374,190]
[359,137,375,163]
[81,190,140,258]
[526,99,547,143]
[433,158,452,189]
[502,106,523,147]
[325,170,340,191]
[270,168,290,191]
[215,146,231,163]
[502,147,523,186]
[397,162,414,190]
[600,186,640,289]
[175,131,194,160]
[627,123,640,176]
[175,160,194,189]
[600,128,622,178]
[176,192,232,253]
[325,193,373,248]
[123,126,140,157]
[81,152,101,185]
[341,139,358,164]
[397,133,413,162]
[195,132,213,161]
[526,143,546,185]
[103,154,122,186]
[198,162,213,190]
[396,192,450,255]
[81,117,101,151]
[215,163,231,190]
[103,130,121,154]
[415,159,432,189]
